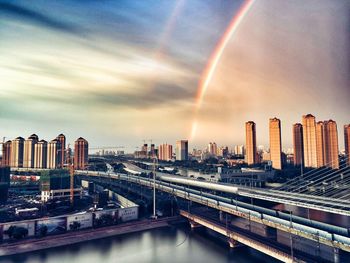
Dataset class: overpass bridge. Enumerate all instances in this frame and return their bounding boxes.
[11,167,350,262]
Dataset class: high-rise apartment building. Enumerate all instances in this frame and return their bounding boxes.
[245,121,257,165]
[234,145,245,156]
[10,137,24,168]
[23,134,38,168]
[316,121,326,168]
[34,140,48,169]
[74,137,89,170]
[176,140,188,161]
[158,144,173,161]
[292,123,304,166]
[56,134,66,168]
[2,140,11,167]
[47,139,62,169]
[345,124,350,166]
[323,120,339,169]
[207,142,217,156]
[269,118,282,170]
[302,114,317,168]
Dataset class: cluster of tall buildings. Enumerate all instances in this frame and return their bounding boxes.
[2,134,89,170]
[134,140,188,161]
[294,115,344,169]
[245,114,349,170]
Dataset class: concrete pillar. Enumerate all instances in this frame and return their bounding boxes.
[189,220,201,229]
[228,239,243,249]
[334,248,339,263]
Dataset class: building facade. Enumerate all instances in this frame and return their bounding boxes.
[323,120,339,169]
[23,134,38,168]
[345,124,350,166]
[47,139,62,169]
[292,123,304,166]
[2,140,11,167]
[245,121,257,165]
[34,140,48,169]
[316,121,326,168]
[10,137,24,168]
[269,118,282,170]
[74,137,89,169]
[302,114,317,168]
[175,140,188,161]
[158,144,173,161]
[56,134,66,168]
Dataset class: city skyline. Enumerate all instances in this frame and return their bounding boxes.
[1,0,349,151]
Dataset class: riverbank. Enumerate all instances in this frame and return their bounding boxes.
[0,216,184,258]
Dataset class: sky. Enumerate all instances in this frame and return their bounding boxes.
[0,0,349,152]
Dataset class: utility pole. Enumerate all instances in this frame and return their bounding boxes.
[289,210,294,261]
[149,139,157,219]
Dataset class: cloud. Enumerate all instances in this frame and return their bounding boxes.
[0,2,82,34]
[84,82,196,109]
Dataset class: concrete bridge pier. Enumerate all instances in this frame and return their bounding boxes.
[228,238,244,249]
[189,220,202,229]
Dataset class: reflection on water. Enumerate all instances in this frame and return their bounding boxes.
[3,226,278,263]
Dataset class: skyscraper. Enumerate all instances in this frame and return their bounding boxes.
[2,140,11,167]
[74,137,89,170]
[47,139,62,169]
[158,144,173,161]
[23,134,38,168]
[323,120,339,169]
[245,121,257,165]
[176,140,188,161]
[10,137,24,168]
[269,118,282,170]
[34,140,47,169]
[56,134,66,168]
[292,123,304,166]
[345,124,350,166]
[316,121,326,168]
[302,114,317,168]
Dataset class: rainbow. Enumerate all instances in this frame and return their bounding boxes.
[190,0,255,140]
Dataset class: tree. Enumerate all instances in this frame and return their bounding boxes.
[4,226,28,240]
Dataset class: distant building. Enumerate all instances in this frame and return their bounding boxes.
[158,144,173,161]
[176,140,188,161]
[292,123,304,166]
[23,134,38,168]
[269,118,282,170]
[74,137,89,169]
[34,140,48,169]
[47,139,62,169]
[302,114,317,168]
[10,137,24,168]
[245,121,257,165]
[234,145,245,156]
[323,120,339,169]
[316,121,326,168]
[345,124,350,166]
[207,142,217,156]
[56,134,66,168]
[2,140,11,167]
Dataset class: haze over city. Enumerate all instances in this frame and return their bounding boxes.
[1,0,349,150]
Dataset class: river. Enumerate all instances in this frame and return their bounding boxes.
[2,225,278,263]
